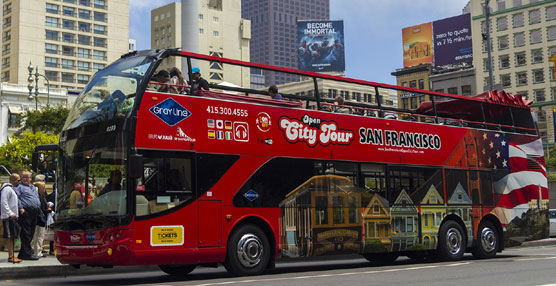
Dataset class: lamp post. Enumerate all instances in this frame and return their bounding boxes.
[27,62,50,109]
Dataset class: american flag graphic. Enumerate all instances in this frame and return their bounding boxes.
[483,131,548,223]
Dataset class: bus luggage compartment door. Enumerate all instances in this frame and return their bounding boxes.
[198,200,222,247]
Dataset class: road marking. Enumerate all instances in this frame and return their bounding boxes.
[192,262,470,286]
[513,256,556,261]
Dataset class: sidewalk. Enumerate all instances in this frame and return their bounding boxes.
[1,238,556,280]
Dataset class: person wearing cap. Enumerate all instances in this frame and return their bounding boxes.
[190,67,209,94]
[152,70,178,94]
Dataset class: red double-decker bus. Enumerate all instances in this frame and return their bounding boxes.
[48,49,549,276]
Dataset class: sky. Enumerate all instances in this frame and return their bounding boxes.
[130,0,470,85]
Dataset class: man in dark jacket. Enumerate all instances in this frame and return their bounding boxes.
[190,67,209,93]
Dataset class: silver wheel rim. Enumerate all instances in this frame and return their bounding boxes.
[446,227,463,255]
[480,227,496,253]
[237,233,263,268]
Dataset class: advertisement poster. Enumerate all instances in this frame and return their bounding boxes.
[402,22,433,67]
[433,14,473,66]
[297,20,345,72]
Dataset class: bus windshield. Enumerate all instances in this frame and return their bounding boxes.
[63,54,154,130]
[56,144,126,229]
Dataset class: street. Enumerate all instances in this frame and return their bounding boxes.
[4,245,556,286]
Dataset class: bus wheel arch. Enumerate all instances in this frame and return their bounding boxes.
[472,215,502,259]
[224,217,275,276]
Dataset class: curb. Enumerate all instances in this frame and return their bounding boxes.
[0,263,160,280]
[520,238,556,248]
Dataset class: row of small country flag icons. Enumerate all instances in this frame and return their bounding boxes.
[208,119,232,130]
[208,129,233,140]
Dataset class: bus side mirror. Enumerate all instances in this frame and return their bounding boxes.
[128,154,143,179]
[31,152,39,172]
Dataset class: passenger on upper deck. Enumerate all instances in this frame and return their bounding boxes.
[268,85,283,100]
[333,96,350,114]
[169,67,186,94]
[152,70,178,94]
[190,67,210,93]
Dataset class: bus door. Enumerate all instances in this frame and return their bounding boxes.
[197,200,222,247]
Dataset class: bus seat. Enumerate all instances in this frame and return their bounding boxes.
[136,195,150,216]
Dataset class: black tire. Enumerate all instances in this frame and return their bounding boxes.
[471,221,498,259]
[224,224,270,276]
[158,264,196,276]
[436,220,466,261]
[363,253,399,264]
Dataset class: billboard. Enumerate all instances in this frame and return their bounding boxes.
[433,14,473,66]
[297,20,345,73]
[402,22,433,67]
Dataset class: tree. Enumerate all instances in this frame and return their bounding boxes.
[0,132,58,172]
[546,145,556,171]
[18,105,69,134]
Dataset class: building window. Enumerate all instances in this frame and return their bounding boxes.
[7,110,19,128]
[461,85,472,96]
[530,9,541,24]
[93,37,106,47]
[418,79,424,89]
[497,17,507,31]
[499,55,510,69]
[78,35,90,45]
[79,0,90,6]
[46,30,58,41]
[63,6,75,17]
[63,19,75,30]
[94,11,106,22]
[94,0,106,9]
[93,50,106,60]
[62,59,74,69]
[530,29,542,44]
[548,6,556,21]
[45,57,58,68]
[515,52,526,66]
[77,61,89,71]
[513,0,522,7]
[498,36,509,49]
[199,14,203,20]
[2,71,9,81]
[78,22,90,32]
[409,80,417,88]
[549,26,556,41]
[199,28,204,34]
[46,3,59,14]
[532,49,543,63]
[213,16,219,23]
[501,74,511,87]
[213,31,219,37]
[79,9,90,19]
[62,46,74,56]
[533,69,545,83]
[448,87,458,95]
[3,30,10,41]
[46,17,59,27]
[45,70,58,81]
[61,72,74,83]
[513,13,524,27]
[78,48,90,58]
[534,89,545,102]
[210,72,223,81]
[497,0,506,10]
[517,71,527,85]
[93,24,106,34]
[45,43,58,54]
[483,58,492,71]
[77,74,89,84]
[92,63,105,72]
[514,32,525,46]
[62,33,74,43]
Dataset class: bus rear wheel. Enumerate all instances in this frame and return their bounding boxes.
[471,221,498,259]
[437,220,466,261]
[158,264,197,276]
[224,224,270,276]
[363,253,399,264]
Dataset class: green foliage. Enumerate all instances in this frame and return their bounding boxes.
[0,132,58,172]
[18,105,69,134]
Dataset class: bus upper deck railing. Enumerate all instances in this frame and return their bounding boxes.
[144,50,538,137]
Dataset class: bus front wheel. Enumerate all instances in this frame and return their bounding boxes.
[225,224,270,276]
[158,264,197,276]
[471,221,498,259]
[437,220,465,261]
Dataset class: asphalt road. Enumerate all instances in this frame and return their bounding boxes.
[4,246,556,286]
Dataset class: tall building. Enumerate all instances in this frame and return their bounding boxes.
[152,0,250,87]
[2,0,129,91]
[469,0,556,145]
[242,0,330,86]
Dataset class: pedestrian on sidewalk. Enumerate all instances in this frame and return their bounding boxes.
[31,180,48,258]
[1,173,22,263]
[15,170,40,260]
